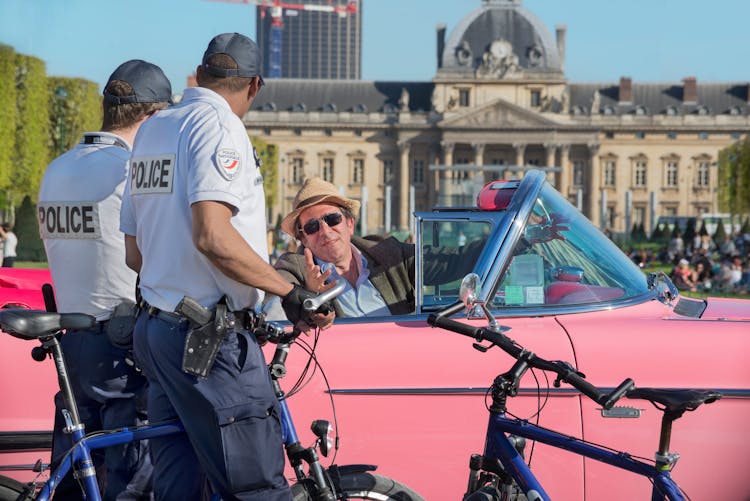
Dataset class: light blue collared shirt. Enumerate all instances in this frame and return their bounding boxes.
[316,244,390,317]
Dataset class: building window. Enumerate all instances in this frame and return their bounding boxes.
[322,158,334,183]
[664,206,678,217]
[635,131,646,139]
[634,160,647,187]
[293,128,302,136]
[324,128,332,137]
[573,160,585,187]
[605,131,615,139]
[667,131,677,140]
[665,161,679,187]
[352,158,364,184]
[383,159,395,184]
[290,157,304,184]
[354,129,362,137]
[528,158,540,166]
[698,132,709,140]
[458,89,470,107]
[263,127,271,136]
[413,159,425,184]
[696,161,710,187]
[530,90,541,107]
[603,160,616,187]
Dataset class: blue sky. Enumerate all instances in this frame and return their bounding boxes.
[1,0,748,93]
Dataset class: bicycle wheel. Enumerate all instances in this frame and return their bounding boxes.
[0,475,31,501]
[291,472,424,501]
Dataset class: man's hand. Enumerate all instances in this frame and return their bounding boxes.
[303,248,336,294]
[525,213,570,245]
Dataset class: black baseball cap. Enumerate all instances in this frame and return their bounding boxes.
[202,32,262,79]
[103,59,173,105]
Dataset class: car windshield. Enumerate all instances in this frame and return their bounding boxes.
[493,183,649,308]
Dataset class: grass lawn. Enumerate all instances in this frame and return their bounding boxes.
[15,261,49,269]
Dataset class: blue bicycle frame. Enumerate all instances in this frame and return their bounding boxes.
[484,413,683,501]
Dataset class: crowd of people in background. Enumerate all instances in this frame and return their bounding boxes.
[628,226,750,294]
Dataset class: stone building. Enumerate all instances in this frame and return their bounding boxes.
[245,0,750,237]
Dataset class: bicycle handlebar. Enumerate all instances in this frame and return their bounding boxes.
[303,279,347,313]
[427,313,634,409]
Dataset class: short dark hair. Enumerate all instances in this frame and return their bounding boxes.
[102,80,168,131]
[197,53,255,92]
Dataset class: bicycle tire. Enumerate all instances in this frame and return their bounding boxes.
[291,471,424,501]
[0,475,32,501]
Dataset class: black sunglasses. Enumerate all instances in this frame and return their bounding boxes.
[299,212,344,236]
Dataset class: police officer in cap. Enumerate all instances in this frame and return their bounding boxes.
[38,59,173,500]
[120,33,333,500]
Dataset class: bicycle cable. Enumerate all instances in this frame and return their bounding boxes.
[285,327,342,464]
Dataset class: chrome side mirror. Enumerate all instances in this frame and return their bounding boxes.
[459,273,502,331]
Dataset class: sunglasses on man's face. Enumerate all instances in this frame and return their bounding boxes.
[299,212,344,236]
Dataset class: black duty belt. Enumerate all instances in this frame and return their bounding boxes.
[139,300,187,325]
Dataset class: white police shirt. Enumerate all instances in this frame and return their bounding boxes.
[120,86,267,312]
[38,132,137,320]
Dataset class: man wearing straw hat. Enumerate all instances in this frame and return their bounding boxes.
[274,177,484,317]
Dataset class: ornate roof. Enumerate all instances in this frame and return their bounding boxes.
[438,0,563,79]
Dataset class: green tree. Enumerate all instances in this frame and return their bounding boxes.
[48,77,101,156]
[0,45,17,192]
[741,217,750,235]
[250,135,279,216]
[13,54,49,204]
[683,218,696,246]
[698,219,708,237]
[15,195,45,261]
[717,136,750,219]
[712,218,727,246]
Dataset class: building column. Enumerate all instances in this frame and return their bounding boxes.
[586,142,601,224]
[438,141,454,206]
[398,140,411,231]
[512,142,526,178]
[544,143,558,184]
[473,142,486,190]
[558,144,571,197]
[426,144,439,209]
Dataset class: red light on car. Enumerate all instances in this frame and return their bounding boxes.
[476,180,521,210]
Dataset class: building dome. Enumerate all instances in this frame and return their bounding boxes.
[439,0,563,79]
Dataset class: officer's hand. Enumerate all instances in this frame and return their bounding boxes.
[281,284,316,325]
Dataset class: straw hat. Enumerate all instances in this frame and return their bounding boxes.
[280,177,361,236]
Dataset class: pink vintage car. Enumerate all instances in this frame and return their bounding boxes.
[1,171,749,500]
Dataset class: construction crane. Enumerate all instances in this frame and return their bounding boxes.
[209,0,358,78]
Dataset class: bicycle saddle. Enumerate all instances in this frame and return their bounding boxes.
[627,388,722,418]
[0,310,95,340]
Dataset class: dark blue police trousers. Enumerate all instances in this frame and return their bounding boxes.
[132,310,291,501]
[51,327,153,500]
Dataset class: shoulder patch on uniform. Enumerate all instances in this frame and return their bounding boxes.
[215,149,241,181]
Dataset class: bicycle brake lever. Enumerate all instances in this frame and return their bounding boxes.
[472,342,494,353]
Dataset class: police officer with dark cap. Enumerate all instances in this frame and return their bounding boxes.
[38,59,173,500]
[120,33,333,500]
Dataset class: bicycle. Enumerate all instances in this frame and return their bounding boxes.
[426,275,721,501]
[0,299,423,501]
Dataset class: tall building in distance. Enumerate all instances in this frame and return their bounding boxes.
[256,0,361,80]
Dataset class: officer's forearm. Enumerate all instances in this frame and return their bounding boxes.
[191,201,294,298]
[124,234,142,273]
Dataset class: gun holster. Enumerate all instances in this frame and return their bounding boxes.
[177,297,228,378]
